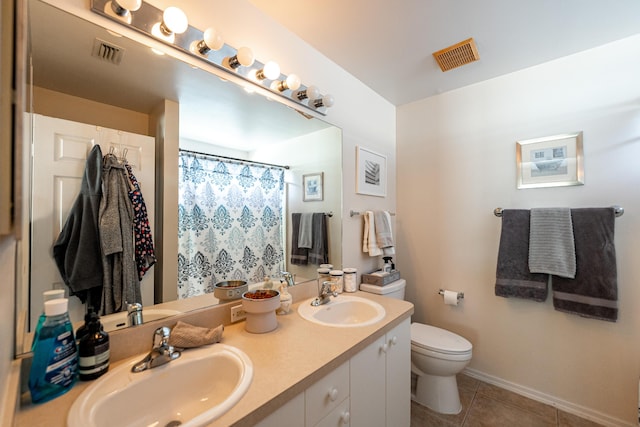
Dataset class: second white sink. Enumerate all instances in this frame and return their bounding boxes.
[298,295,385,327]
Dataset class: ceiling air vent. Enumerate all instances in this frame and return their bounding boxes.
[91,38,124,65]
[432,38,479,72]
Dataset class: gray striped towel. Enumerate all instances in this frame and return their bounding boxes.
[528,208,576,279]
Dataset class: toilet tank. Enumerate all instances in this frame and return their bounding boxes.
[359,279,406,300]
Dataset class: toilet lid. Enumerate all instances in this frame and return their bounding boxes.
[411,323,472,354]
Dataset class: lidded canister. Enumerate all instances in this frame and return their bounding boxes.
[317,267,331,281]
[329,270,344,293]
[343,268,357,293]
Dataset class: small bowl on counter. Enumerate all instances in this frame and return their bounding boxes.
[213,280,248,301]
[241,289,280,333]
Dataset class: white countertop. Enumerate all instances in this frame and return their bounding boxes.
[16,291,413,427]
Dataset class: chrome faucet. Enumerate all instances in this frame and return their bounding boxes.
[127,302,144,326]
[131,326,181,373]
[281,271,295,288]
[311,281,338,306]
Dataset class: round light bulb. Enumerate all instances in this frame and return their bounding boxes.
[203,27,224,51]
[321,94,335,108]
[116,0,141,11]
[163,7,188,34]
[305,85,320,100]
[262,61,281,80]
[285,74,301,91]
[236,47,255,67]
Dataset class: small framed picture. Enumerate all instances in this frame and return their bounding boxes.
[303,172,324,201]
[516,132,584,189]
[356,146,387,197]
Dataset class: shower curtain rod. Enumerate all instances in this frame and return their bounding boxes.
[179,149,290,170]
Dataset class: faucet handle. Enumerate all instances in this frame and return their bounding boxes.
[153,326,171,348]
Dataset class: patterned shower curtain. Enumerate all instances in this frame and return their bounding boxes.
[177,151,285,299]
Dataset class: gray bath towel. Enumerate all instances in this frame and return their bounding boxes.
[298,213,313,249]
[290,213,308,265]
[495,209,548,302]
[551,208,618,322]
[529,208,576,278]
[308,213,329,265]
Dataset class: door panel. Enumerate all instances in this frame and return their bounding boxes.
[30,114,155,328]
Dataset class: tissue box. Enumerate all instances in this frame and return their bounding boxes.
[361,270,401,286]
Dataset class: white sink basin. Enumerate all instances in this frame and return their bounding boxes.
[68,344,253,427]
[101,308,181,332]
[298,295,385,327]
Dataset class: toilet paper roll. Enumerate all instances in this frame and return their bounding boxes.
[443,290,459,306]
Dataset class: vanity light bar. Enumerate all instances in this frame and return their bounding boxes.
[90,0,332,116]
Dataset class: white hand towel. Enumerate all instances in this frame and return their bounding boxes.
[363,211,382,256]
[374,210,395,256]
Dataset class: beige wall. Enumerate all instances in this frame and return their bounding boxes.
[33,86,150,135]
[397,34,640,425]
[252,127,343,280]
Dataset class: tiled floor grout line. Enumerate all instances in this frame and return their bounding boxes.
[460,390,477,426]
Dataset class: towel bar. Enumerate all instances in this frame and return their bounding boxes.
[350,210,396,217]
[438,289,464,300]
[493,206,624,218]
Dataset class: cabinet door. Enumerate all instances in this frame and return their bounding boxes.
[30,114,155,326]
[386,318,411,427]
[349,334,386,427]
[253,392,305,427]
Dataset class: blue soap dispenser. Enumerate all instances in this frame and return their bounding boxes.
[29,298,78,403]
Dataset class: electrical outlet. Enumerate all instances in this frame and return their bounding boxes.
[230,304,246,323]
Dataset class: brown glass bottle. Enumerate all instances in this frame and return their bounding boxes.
[78,316,110,381]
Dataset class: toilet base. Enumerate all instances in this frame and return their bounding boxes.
[412,373,462,415]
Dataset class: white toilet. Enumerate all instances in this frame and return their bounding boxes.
[359,279,473,415]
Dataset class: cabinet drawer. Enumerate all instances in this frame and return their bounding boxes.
[305,361,349,426]
[315,397,350,427]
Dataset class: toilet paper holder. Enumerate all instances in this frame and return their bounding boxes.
[438,289,464,300]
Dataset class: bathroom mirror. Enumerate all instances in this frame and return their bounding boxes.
[17,0,342,355]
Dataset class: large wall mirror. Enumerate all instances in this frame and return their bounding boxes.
[17,0,342,355]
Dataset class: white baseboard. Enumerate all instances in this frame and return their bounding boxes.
[463,368,634,427]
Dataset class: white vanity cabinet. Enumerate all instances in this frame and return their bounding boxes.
[254,361,350,427]
[253,318,410,427]
[349,318,411,427]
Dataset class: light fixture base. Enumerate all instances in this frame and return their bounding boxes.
[90,0,330,115]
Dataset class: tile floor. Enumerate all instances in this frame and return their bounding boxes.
[410,374,605,426]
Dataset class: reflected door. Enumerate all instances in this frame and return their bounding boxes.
[30,114,155,328]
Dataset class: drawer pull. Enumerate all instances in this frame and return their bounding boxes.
[329,387,339,401]
[341,410,351,424]
[389,336,398,346]
[381,343,388,353]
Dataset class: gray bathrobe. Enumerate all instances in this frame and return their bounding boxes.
[53,145,104,311]
[99,154,140,314]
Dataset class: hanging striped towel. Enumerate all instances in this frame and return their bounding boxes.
[528,208,576,279]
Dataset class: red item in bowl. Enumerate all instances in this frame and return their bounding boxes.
[243,290,278,300]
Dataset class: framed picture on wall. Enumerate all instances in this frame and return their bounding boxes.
[356,146,387,197]
[516,132,584,189]
[303,172,324,201]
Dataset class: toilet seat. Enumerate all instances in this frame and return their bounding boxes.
[411,323,472,356]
